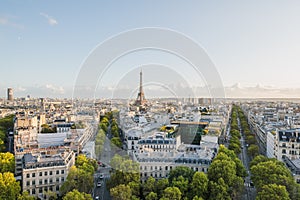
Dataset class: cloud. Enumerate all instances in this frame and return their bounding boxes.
[45,84,64,94]
[0,16,24,29]
[15,87,26,92]
[40,12,58,26]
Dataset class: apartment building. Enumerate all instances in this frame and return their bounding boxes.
[22,150,75,199]
[275,129,300,161]
[133,133,217,181]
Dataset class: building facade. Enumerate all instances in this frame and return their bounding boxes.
[22,150,75,199]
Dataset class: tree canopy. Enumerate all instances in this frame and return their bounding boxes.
[62,189,92,200]
[0,152,15,173]
[0,172,21,200]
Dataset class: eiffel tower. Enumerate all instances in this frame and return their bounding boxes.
[135,69,147,106]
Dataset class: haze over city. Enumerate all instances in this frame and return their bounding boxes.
[1,1,300,98]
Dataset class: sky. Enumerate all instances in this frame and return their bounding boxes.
[1,1,300,98]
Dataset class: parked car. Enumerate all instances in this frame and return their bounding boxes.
[97,182,102,187]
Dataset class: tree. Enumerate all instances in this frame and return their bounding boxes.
[171,176,188,197]
[107,155,140,189]
[143,176,156,197]
[0,115,14,152]
[208,178,230,200]
[111,125,119,137]
[207,153,237,188]
[75,154,97,171]
[128,181,140,197]
[256,184,290,200]
[111,137,122,148]
[146,192,158,200]
[168,166,194,183]
[0,172,21,200]
[248,144,259,158]
[192,196,203,200]
[162,187,182,200]
[110,184,132,200]
[41,124,55,133]
[44,190,57,200]
[60,165,94,196]
[17,191,36,200]
[217,145,247,178]
[230,130,241,139]
[250,155,270,168]
[228,140,241,155]
[0,152,15,173]
[63,189,92,200]
[155,178,169,197]
[251,160,294,192]
[190,172,208,199]
[246,135,256,145]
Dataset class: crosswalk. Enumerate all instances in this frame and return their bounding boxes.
[244,182,254,187]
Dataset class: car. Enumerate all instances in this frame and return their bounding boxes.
[99,173,104,179]
[97,182,102,187]
[95,196,99,200]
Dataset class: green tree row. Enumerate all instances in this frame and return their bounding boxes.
[250,155,300,200]
[228,105,242,155]
[98,111,122,149]
[235,106,260,159]
[0,115,14,152]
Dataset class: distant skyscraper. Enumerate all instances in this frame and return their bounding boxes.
[135,69,147,106]
[7,88,13,101]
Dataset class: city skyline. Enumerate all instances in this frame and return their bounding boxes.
[2,1,300,98]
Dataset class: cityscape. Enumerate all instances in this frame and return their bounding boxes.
[2,1,300,200]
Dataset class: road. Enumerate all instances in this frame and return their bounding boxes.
[237,118,256,200]
[93,130,113,200]
[93,165,111,200]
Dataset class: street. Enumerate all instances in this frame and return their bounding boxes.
[237,118,256,200]
[93,131,113,200]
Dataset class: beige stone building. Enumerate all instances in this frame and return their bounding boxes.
[22,150,75,199]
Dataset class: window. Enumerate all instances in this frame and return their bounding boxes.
[32,173,35,178]
[44,179,48,184]
[44,171,47,176]
[56,185,59,191]
[39,172,42,176]
[39,188,43,193]
[50,178,53,183]
[32,180,35,185]
[56,177,59,182]
[26,174,30,178]
[282,143,286,147]
[61,177,65,182]
[32,189,35,195]
[39,179,42,185]
[56,170,59,175]
[49,171,52,176]
[26,181,30,186]
[61,170,64,174]
[282,149,286,154]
